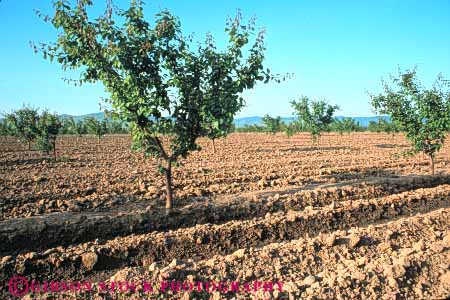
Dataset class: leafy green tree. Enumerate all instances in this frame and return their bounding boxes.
[367,118,401,134]
[5,106,40,150]
[331,118,362,133]
[367,119,384,133]
[85,117,108,142]
[108,120,129,134]
[331,117,363,144]
[60,117,72,134]
[35,1,278,211]
[73,120,87,137]
[36,111,62,160]
[200,31,254,153]
[0,118,14,136]
[283,120,307,137]
[234,124,266,133]
[283,122,296,137]
[370,68,450,175]
[262,114,282,134]
[61,116,86,136]
[290,96,339,145]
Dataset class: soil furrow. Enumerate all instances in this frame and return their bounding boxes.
[1,184,449,283]
[1,176,449,255]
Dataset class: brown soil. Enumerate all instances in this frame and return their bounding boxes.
[0,132,449,300]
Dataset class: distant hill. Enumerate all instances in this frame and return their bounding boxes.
[59,112,105,122]
[57,112,390,128]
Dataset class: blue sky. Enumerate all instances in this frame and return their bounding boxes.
[1,0,449,117]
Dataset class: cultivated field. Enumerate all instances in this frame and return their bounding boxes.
[1,132,450,299]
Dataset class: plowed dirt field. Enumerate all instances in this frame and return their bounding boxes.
[1,132,449,299]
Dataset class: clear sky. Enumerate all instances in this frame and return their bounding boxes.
[1,0,449,117]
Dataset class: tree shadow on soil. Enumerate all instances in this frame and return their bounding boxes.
[0,157,78,167]
[327,167,399,181]
[278,146,349,152]
[375,144,410,149]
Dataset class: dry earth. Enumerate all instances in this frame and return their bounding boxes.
[0,132,449,299]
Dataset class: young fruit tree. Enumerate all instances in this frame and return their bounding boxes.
[34,1,279,211]
[36,111,62,160]
[61,116,86,136]
[283,121,302,138]
[370,69,450,175]
[5,106,40,150]
[198,31,258,154]
[331,117,362,134]
[331,117,362,143]
[367,118,402,135]
[290,96,339,146]
[85,117,108,143]
[284,123,296,137]
[60,117,73,134]
[262,114,282,134]
[0,119,13,136]
[108,120,129,134]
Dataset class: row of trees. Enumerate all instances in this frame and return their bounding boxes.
[366,118,402,134]
[285,70,450,177]
[3,107,61,159]
[256,101,394,138]
[247,69,450,176]
[60,116,129,137]
[236,115,362,135]
[1,113,129,137]
[2,107,405,139]
[1,108,131,157]
[24,0,450,210]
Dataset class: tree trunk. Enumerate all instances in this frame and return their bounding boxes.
[212,139,216,154]
[164,162,173,213]
[429,154,435,176]
[316,135,321,150]
[53,140,57,161]
[28,141,31,151]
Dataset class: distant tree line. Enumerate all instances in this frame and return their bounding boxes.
[233,115,402,135]
[59,116,129,137]
[0,106,130,159]
[366,118,402,134]
[2,106,61,159]
[2,109,407,139]
[0,106,433,140]
[0,111,130,137]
